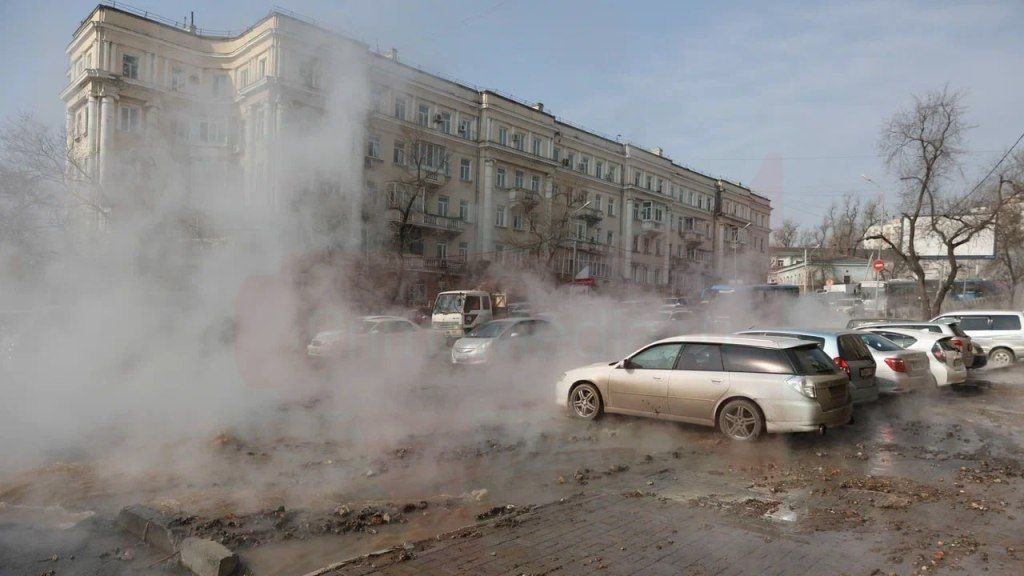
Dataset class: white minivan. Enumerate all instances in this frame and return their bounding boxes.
[930,310,1024,369]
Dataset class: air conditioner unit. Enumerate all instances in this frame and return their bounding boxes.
[433,114,443,124]
[561,158,571,167]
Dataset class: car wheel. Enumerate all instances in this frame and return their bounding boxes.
[989,348,1015,369]
[718,399,764,441]
[569,383,602,420]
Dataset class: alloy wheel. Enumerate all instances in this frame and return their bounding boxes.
[990,349,1014,369]
[571,385,599,418]
[721,403,760,440]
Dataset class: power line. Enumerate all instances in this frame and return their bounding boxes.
[953,129,1024,209]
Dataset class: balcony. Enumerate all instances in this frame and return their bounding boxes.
[400,210,465,235]
[572,238,608,255]
[679,229,703,245]
[508,187,542,207]
[577,205,604,226]
[400,255,468,275]
[639,219,663,236]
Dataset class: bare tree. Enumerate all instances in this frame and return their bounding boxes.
[771,219,800,247]
[385,125,452,302]
[864,89,1023,318]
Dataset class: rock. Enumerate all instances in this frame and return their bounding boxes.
[875,494,911,510]
[179,537,238,576]
[117,505,184,554]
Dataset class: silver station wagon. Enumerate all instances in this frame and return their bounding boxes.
[555,335,853,441]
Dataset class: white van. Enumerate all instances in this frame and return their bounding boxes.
[931,310,1024,368]
[431,290,494,339]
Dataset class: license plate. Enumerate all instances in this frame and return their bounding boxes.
[859,367,873,378]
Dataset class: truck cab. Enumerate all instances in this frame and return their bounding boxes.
[431,290,494,339]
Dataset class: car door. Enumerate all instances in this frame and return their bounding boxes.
[666,343,727,422]
[607,342,681,415]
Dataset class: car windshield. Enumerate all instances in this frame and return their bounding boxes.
[858,333,902,352]
[433,293,465,315]
[786,345,838,375]
[467,321,509,338]
[351,321,376,334]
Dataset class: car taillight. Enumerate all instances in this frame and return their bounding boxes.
[833,357,850,376]
[785,376,817,398]
[932,343,947,362]
[951,337,963,350]
[884,357,907,373]
[463,313,477,325]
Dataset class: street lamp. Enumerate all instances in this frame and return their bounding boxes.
[803,242,821,294]
[731,222,751,283]
[571,201,592,280]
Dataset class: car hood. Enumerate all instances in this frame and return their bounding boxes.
[453,337,496,350]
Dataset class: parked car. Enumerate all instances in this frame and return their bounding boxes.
[555,334,853,441]
[637,309,697,340]
[845,317,911,329]
[861,327,967,387]
[451,317,556,365]
[307,315,422,357]
[854,332,935,393]
[859,321,975,369]
[735,329,879,404]
[929,310,1024,369]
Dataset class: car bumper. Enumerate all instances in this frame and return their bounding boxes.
[878,372,932,394]
[307,346,339,358]
[850,382,879,404]
[765,400,853,434]
[936,366,967,386]
[451,350,491,365]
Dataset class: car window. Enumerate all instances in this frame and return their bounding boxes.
[873,331,914,347]
[392,321,417,333]
[786,345,839,375]
[721,345,793,374]
[675,343,724,371]
[465,296,482,311]
[944,322,969,336]
[838,334,873,360]
[629,343,683,369]
[858,333,902,352]
[992,315,1021,330]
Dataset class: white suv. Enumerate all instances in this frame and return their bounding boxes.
[931,311,1024,368]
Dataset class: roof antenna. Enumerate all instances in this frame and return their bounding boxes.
[188,11,196,34]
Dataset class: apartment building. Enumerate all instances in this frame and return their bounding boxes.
[61,4,771,301]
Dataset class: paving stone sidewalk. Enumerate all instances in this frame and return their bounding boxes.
[319,492,887,576]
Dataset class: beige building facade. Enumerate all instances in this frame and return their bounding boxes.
[62,4,771,300]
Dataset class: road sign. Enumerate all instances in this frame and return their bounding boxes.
[872,259,885,272]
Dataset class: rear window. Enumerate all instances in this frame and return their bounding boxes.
[937,337,957,351]
[992,315,1022,330]
[675,343,724,371]
[786,346,839,375]
[946,321,970,336]
[762,332,826,347]
[858,333,902,352]
[722,345,794,374]
[837,334,873,361]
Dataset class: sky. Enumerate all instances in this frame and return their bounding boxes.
[1,0,1021,228]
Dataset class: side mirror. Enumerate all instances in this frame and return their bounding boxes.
[508,331,521,339]
[619,358,636,369]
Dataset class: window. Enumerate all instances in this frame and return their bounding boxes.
[532,137,542,156]
[459,242,469,258]
[675,343,724,371]
[495,205,507,227]
[512,132,524,150]
[531,175,540,192]
[122,54,138,79]
[722,345,793,374]
[786,346,840,375]
[171,66,186,92]
[417,103,430,126]
[629,343,683,370]
[514,170,524,188]
[957,316,990,331]
[458,119,472,139]
[460,158,472,181]
[580,157,589,173]
[632,235,639,253]
[495,167,507,188]
[858,334,903,352]
[436,195,449,217]
[393,141,406,165]
[212,74,228,97]
[258,58,267,79]
[412,142,446,169]
[439,111,452,134]
[513,212,524,230]
[239,68,249,88]
[394,96,407,120]
[606,231,614,245]
[992,315,1022,330]
[118,105,140,132]
[574,220,586,240]
[641,201,653,221]
[197,120,227,144]
[837,335,873,361]
[367,136,381,159]
[553,147,561,162]
[436,241,448,260]
[299,57,320,88]
[497,126,508,146]
[608,199,616,217]
[654,268,662,285]
[459,200,470,221]
[646,175,653,190]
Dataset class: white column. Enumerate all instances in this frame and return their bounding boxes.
[663,232,670,290]
[480,158,495,255]
[65,108,75,151]
[98,94,115,185]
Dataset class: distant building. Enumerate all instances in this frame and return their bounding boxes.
[61,4,771,300]
[769,247,870,292]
